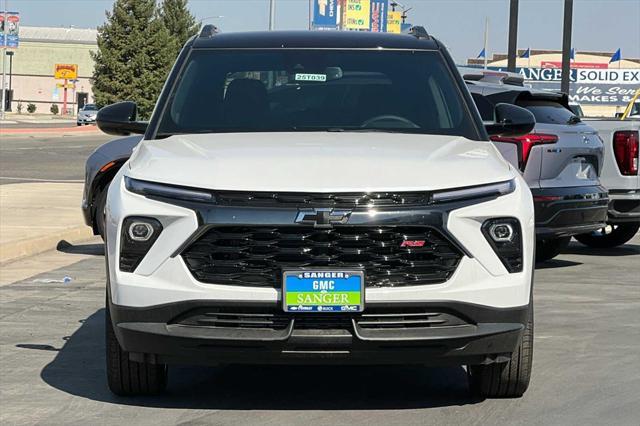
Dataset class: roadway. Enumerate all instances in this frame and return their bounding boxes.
[0,133,112,184]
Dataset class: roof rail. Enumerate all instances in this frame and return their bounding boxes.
[199,24,220,38]
[407,26,430,39]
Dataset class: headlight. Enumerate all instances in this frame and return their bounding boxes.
[432,179,516,203]
[125,176,214,202]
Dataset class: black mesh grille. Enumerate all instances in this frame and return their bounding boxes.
[181,226,462,288]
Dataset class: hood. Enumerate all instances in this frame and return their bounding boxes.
[127,132,514,192]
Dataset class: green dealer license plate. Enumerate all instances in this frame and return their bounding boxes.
[282,270,364,313]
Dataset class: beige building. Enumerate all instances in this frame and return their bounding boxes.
[467,49,640,117]
[5,26,97,113]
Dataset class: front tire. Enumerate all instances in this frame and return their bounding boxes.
[94,189,108,240]
[468,307,533,398]
[105,297,168,396]
[574,223,639,248]
[535,236,571,262]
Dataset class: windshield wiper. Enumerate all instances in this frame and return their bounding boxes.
[566,116,581,124]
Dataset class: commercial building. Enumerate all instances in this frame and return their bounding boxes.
[4,26,97,113]
[467,49,640,117]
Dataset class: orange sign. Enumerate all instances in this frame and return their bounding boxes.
[54,64,78,80]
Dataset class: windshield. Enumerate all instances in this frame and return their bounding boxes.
[156,49,478,139]
[83,104,98,111]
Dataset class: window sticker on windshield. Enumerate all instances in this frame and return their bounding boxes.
[295,73,327,82]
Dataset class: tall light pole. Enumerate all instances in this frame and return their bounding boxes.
[507,0,519,72]
[6,50,12,111]
[269,0,276,30]
[560,0,573,95]
[1,2,7,118]
[483,17,489,70]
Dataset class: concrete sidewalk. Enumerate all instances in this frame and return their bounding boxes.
[0,182,94,264]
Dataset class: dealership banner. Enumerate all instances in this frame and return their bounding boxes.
[0,11,20,48]
[387,10,401,33]
[312,0,338,29]
[370,0,388,32]
[541,61,609,69]
[487,66,640,106]
[344,0,371,30]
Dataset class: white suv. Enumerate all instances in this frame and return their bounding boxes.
[98,28,536,398]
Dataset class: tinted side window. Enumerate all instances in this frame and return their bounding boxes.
[516,99,576,124]
[470,92,494,121]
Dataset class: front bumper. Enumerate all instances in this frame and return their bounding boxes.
[77,116,96,124]
[110,300,529,366]
[532,185,609,239]
[607,190,640,224]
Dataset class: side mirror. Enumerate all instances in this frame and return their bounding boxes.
[96,101,148,136]
[485,103,536,137]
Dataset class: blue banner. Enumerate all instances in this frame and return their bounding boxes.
[312,0,338,29]
[0,12,20,48]
[370,0,388,32]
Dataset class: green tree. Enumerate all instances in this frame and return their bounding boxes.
[160,0,199,58]
[91,0,173,119]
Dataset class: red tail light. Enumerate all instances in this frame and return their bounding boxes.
[490,133,558,171]
[613,131,639,176]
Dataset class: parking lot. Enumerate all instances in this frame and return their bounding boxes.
[0,135,639,425]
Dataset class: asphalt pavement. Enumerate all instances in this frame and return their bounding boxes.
[0,236,638,425]
[0,133,112,184]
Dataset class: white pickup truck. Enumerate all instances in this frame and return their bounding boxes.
[576,119,639,247]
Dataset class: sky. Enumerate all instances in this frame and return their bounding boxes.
[11,0,640,63]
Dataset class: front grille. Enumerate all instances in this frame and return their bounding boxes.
[181,226,462,288]
[172,309,290,330]
[171,307,468,331]
[356,310,466,329]
[211,191,431,209]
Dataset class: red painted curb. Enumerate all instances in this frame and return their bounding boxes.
[0,125,101,135]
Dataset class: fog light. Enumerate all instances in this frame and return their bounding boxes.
[489,223,514,242]
[128,221,154,241]
[481,218,522,273]
[120,217,163,273]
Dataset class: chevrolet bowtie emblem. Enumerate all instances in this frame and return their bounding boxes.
[295,208,352,228]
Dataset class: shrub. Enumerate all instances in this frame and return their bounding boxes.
[27,103,37,113]
[16,101,23,114]
[50,104,59,115]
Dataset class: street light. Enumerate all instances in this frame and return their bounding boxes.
[198,15,224,24]
[5,50,13,112]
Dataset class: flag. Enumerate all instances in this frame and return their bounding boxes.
[609,48,621,63]
[570,48,575,61]
[519,48,530,58]
[476,48,486,59]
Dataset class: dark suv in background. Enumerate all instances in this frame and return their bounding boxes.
[463,70,609,261]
